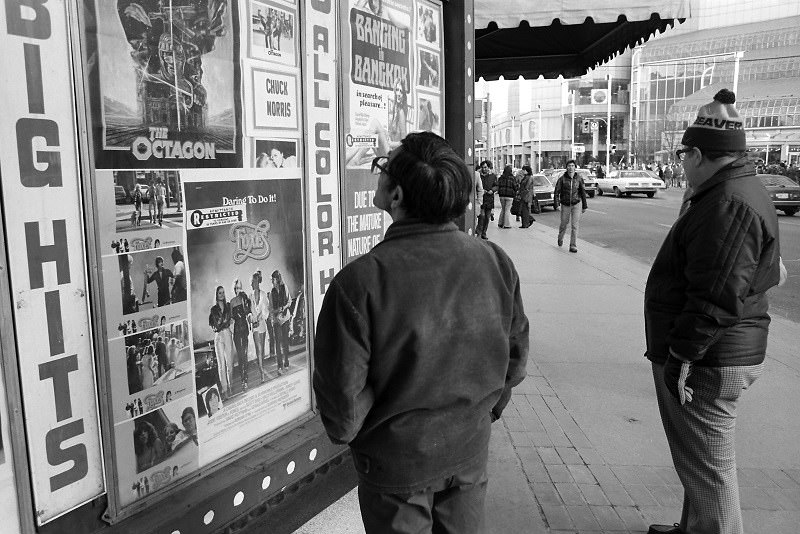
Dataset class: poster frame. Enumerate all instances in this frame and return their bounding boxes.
[70,0,319,523]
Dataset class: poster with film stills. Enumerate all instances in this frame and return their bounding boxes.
[182,169,310,466]
[246,0,298,65]
[89,0,240,169]
[340,0,444,263]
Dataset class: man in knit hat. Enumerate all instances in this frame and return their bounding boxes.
[644,89,781,534]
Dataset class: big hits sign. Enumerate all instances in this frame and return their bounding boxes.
[0,0,104,524]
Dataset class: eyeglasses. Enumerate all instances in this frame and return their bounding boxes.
[675,148,693,161]
[371,156,391,177]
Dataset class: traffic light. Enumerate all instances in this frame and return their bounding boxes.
[582,119,590,133]
[610,144,617,153]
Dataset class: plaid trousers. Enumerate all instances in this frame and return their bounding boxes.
[652,361,763,534]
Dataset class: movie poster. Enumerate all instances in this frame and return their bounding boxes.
[182,171,311,466]
[89,0,240,168]
[253,139,299,168]
[340,0,444,263]
[246,66,299,134]
[246,0,298,65]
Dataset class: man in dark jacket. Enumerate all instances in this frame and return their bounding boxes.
[553,160,588,252]
[644,89,780,534]
[313,132,529,534]
[475,160,498,239]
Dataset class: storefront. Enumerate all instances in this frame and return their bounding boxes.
[0,1,470,532]
[0,1,689,532]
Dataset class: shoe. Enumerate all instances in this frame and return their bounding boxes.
[480,235,488,240]
[647,524,682,534]
[557,239,563,247]
[569,246,578,253]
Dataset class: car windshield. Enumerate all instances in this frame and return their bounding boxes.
[759,174,797,187]
[531,175,550,187]
[621,172,652,178]
[576,170,592,179]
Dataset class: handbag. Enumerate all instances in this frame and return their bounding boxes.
[510,196,521,216]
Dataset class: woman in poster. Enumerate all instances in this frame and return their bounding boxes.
[127,346,143,394]
[270,270,292,374]
[344,80,409,167]
[249,270,270,383]
[388,78,409,144]
[209,286,234,398]
[141,342,157,390]
[134,420,165,473]
[230,279,252,391]
[171,248,186,303]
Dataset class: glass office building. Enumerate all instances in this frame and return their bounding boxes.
[630,14,800,165]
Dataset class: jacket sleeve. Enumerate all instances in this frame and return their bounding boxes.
[474,171,484,201]
[312,279,374,444]
[553,177,562,207]
[491,270,530,418]
[668,199,765,360]
[579,178,588,209]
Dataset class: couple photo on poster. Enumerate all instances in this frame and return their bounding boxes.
[125,320,192,396]
[254,139,298,168]
[119,247,187,315]
[90,0,238,168]
[133,404,197,474]
[184,178,308,424]
[248,0,297,65]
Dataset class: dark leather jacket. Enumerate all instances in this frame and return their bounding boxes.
[554,172,588,208]
[644,159,780,366]
[313,219,529,492]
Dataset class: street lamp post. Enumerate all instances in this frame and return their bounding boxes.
[606,74,612,172]
[510,115,517,169]
[537,104,542,173]
[571,90,576,160]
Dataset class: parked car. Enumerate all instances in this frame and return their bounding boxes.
[530,174,556,210]
[597,170,665,198]
[548,168,598,198]
[114,185,128,204]
[758,173,800,216]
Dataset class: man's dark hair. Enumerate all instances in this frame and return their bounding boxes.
[522,164,533,175]
[566,159,577,166]
[480,160,493,169]
[388,132,472,223]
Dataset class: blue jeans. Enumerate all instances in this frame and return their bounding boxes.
[558,203,582,247]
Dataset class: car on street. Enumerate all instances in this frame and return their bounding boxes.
[597,170,665,198]
[114,185,129,204]
[758,173,800,216]
[530,173,556,211]
[548,168,598,198]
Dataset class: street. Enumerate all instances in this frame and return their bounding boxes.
[529,187,800,323]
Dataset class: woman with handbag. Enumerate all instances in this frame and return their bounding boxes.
[496,165,517,229]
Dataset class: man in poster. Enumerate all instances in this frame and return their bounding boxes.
[314,132,529,533]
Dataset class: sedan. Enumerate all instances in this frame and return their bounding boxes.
[530,174,556,211]
[597,170,665,198]
[114,185,128,204]
[758,173,800,216]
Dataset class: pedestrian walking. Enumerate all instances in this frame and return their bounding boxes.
[663,163,674,188]
[553,160,587,253]
[518,165,535,228]
[313,131,529,534]
[496,165,516,229]
[644,89,781,534]
[475,160,498,239]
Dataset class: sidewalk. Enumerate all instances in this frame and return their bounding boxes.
[295,222,800,534]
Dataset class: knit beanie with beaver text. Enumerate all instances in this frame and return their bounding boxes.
[681,88,746,152]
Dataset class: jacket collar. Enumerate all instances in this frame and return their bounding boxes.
[379,218,459,245]
[688,157,755,202]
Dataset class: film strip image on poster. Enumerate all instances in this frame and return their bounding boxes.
[106,319,195,423]
[89,0,240,168]
[415,1,440,50]
[96,170,185,254]
[247,0,298,65]
[183,173,311,466]
[114,394,200,507]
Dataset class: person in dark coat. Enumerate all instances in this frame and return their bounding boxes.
[475,160,498,239]
[644,89,781,534]
[553,160,588,252]
[314,132,529,534]
[496,165,517,229]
